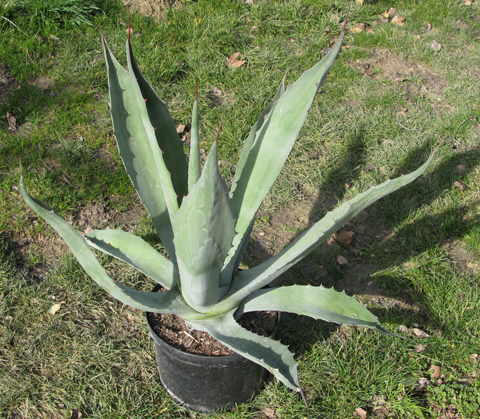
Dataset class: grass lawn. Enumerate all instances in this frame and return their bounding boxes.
[1,0,479,417]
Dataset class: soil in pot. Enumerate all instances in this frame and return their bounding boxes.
[148,309,278,356]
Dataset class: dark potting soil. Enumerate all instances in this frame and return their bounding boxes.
[148,309,278,356]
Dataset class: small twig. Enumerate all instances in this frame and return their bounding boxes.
[396,121,417,131]
[452,116,478,149]
[182,331,200,344]
[416,353,457,374]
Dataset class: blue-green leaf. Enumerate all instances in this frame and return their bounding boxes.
[126,37,188,203]
[228,30,345,270]
[237,285,393,335]
[20,175,205,319]
[173,140,236,312]
[188,83,201,191]
[209,147,438,314]
[85,228,176,289]
[102,34,178,261]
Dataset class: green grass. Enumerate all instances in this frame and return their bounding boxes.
[1,0,480,417]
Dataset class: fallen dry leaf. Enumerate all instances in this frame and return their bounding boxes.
[71,409,83,419]
[263,407,277,418]
[430,40,442,52]
[83,226,94,235]
[356,0,364,4]
[7,112,16,132]
[48,302,65,315]
[391,15,405,26]
[464,0,472,4]
[176,123,186,134]
[366,27,375,34]
[381,7,397,18]
[412,328,430,338]
[355,407,368,419]
[454,180,468,191]
[429,365,441,380]
[350,23,366,33]
[337,255,348,265]
[415,377,431,390]
[227,52,246,68]
[415,344,427,353]
[334,230,354,246]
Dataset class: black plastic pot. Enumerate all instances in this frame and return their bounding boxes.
[146,287,276,413]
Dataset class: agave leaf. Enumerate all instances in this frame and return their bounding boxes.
[229,72,287,201]
[173,140,236,312]
[85,228,176,289]
[20,175,206,319]
[237,285,393,335]
[188,83,201,191]
[188,310,301,392]
[209,148,438,314]
[220,74,287,285]
[126,36,188,204]
[102,34,178,261]
[228,28,345,272]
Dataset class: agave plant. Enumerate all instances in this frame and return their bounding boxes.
[20,22,438,396]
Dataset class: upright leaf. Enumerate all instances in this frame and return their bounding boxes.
[126,37,188,203]
[173,140,236,312]
[188,81,201,191]
[220,73,287,284]
[102,34,178,261]
[228,29,345,272]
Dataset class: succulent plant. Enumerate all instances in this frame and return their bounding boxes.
[20,21,438,396]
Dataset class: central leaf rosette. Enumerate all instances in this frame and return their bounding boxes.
[173,141,236,312]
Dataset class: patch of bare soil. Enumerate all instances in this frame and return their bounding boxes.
[441,237,480,275]
[13,195,145,280]
[0,63,20,106]
[121,0,184,19]
[350,49,447,96]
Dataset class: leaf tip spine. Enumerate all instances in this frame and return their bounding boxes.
[127,11,131,44]
[214,109,225,143]
[281,67,289,85]
[195,78,199,101]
